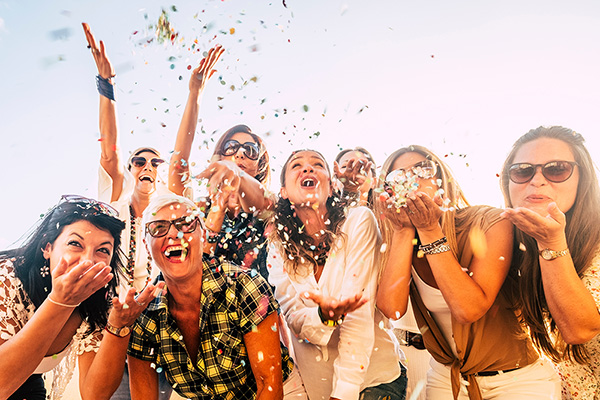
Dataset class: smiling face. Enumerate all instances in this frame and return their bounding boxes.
[43,220,114,274]
[130,151,161,195]
[219,132,260,178]
[144,202,204,281]
[280,151,332,208]
[338,150,376,194]
[508,137,579,215]
[389,152,439,199]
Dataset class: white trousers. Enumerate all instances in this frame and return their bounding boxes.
[426,358,561,399]
[283,366,308,399]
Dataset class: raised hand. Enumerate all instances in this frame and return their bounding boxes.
[377,190,413,231]
[333,157,372,194]
[49,258,113,306]
[303,290,368,322]
[108,282,166,328]
[189,45,224,93]
[196,160,243,200]
[501,202,567,248]
[82,23,115,80]
[405,192,444,232]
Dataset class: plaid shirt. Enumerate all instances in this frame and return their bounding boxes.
[128,258,293,399]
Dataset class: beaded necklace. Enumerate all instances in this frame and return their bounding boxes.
[128,204,152,291]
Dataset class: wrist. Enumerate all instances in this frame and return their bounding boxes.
[317,307,345,327]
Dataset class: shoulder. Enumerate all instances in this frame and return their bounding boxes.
[0,258,22,289]
[456,205,507,233]
[343,206,377,231]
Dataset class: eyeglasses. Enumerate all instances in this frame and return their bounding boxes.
[130,156,165,169]
[508,161,578,184]
[385,160,438,185]
[221,140,260,161]
[145,216,201,238]
[59,194,120,218]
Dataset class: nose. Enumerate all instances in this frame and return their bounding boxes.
[302,163,314,173]
[529,166,547,186]
[234,147,247,159]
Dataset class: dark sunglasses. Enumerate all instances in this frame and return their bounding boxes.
[145,216,201,238]
[508,161,578,184]
[130,156,165,169]
[221,139,260,161]
[59,194,120,218]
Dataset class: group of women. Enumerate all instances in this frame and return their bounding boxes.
[1,23,599,400]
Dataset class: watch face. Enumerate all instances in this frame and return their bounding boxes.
[541,249,552,260]
[119,326,131,337]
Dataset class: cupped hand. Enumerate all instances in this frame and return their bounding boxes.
[189,45,224,92]
[82,22,115,80]
[303,290,368,322]
[333,158,372,194]
[196,160,243,197]
[49,258,113,306]
[108,282,166,328]
[377,191,414,231]
[501,202,567,248]
[405,192,443,232]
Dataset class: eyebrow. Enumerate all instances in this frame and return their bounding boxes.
[69,232,114,248]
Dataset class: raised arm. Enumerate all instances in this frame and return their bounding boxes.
[502,203,600,344]
[409,193,513,324]
[169,45,224,196]
[82,23,123,202]
[0,259,113,398]
[78,283,164,400]
[375,193,416,320]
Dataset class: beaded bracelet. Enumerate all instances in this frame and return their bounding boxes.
[318,307,345,327]
[96,75,115,101]
[419,236,450,255]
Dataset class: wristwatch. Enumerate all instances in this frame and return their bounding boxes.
[104,322,131,337]
[539,248,570,261]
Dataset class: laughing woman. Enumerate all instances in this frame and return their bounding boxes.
[500,126,600,399]
[0,196,160,400]
[268,149,406,400]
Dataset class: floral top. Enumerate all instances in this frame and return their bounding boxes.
[557,249,600,400]
[0,259,101,400]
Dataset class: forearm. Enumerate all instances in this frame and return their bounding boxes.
[79,333,129,400]
[377,228,414,319]
[540,254,600,343]
[169,91,201,195]
[256,376,283,400]
[238,174,272,213]
[128,356,160,400]
[0,301,72,398]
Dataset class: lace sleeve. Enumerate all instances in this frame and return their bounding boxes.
[0,259,35,342]
[73,321,103,355]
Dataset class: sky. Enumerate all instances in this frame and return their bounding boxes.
[1,0,600,248]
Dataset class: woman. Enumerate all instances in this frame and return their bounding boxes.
[334,147,377,208]
[169,59,274,280]
[375,145,560,399]
[125,193,304,399]
[500,126,600,399]
[268,149,406,400]
[0,195,161,400]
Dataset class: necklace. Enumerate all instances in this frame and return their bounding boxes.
[128,204,152,291]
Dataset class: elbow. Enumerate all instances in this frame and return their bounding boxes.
[376,299,406,320]
[452,307,488,325]
[562,327,600,345]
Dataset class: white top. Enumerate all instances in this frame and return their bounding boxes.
[557,248,600,400]
[268,206,402,400]
[0,259,101,400]
[391,300,420,333]
[98,165,168,292]
[411,268,457,357]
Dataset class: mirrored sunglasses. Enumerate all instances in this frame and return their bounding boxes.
[385,159,438,184]
[221,139,260,161]
[508,161,578,184]
[145,216,201,238]
[131,156,165,168]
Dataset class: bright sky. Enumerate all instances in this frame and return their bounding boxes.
[1,0,600,248]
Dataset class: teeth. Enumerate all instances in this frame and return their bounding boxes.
[301,179,315,187]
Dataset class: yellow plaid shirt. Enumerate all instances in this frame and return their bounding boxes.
[128,258,293,399]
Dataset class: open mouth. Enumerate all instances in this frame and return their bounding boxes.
[164,245,188,262]
[140,175,155,183]
[301,178,316,187]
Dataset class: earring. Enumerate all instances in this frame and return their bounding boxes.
[40,259,50,278]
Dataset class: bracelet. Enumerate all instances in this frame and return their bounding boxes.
[47,296,80,308]
[96,75,115,101]
[317,307,345,327]
[419,237,450,255]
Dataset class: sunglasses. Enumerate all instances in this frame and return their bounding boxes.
[221,139,260,161]
[59,194,120,218]
[385,160,438,185]
[130,156,165,169]
[508,161,578,184]
[145,216,202,238]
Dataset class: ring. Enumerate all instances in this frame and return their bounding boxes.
[134,299,145,307]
